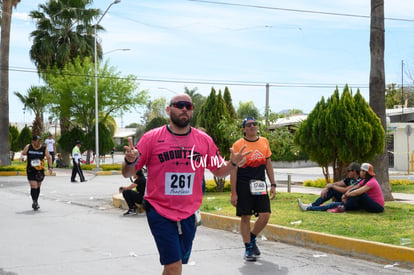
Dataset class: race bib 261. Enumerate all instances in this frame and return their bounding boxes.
[165,172,195,195]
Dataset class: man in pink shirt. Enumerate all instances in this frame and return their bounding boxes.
[122,93,250,275]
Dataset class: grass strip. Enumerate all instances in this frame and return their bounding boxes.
[201,192,414,248]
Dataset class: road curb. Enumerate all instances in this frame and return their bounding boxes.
[112,193,128,209]
[0,171,57,176]
[199,212,414,270]
[0,170,119,176]
[96,171,122,176]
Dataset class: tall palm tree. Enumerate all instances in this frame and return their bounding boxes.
[14,86,51,135]
[29,0,101,164]
[369,0,393,200]
[29,0,100,71]
[185,86,205,126]
[0,0,21,166]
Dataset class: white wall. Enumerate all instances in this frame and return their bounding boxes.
[390,123,414,171]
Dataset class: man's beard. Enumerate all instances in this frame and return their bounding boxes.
[170,112,191,128]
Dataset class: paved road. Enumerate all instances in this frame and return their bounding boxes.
[0,173,412,275]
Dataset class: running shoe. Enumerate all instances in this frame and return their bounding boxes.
[244,246,256,262]
[123,209,137,216]
[297,198,309,211]
[32,202,40,211]
[251,239,261,257]
[328,205,345,213]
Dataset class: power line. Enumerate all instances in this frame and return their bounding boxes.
[189,0,414,23]
[5,66,370,89]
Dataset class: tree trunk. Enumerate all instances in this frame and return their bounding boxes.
[322,164,330,183]
[369,0,393,201]
[214,176,226,192]
[60,116,71,167]
[0,0,13,166]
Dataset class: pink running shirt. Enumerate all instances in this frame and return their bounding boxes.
[135,126,225,221]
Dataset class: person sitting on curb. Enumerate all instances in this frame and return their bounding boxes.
[119,169,147,216]
[298,162,362,211]
[297,163,384,213]
[56,153,65,168]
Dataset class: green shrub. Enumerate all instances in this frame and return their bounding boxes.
[82,164,121,171]
[304,178,414,188]
[101,164,121,171]
[0,165,26,171]
[205,179,231,192]
[390,179,414,186]
[303,178,332,188]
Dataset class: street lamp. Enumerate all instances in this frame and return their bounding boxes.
[94,0,120,169]
[103,48,130,55]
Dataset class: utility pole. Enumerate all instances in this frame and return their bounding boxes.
[265,83,269,128]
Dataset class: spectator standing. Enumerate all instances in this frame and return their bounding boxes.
[230,117,277,262]
[71,140,86,182]
[44,133,56,166]
[122,93,250,275]
[21,135,53,210]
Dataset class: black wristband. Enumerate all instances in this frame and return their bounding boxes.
[271,184,277,187]
[124,157,138,166]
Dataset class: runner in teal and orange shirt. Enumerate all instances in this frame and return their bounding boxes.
[231,117,277,262]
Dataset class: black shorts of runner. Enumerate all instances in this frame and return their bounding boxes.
[236,181,271,217]
[27,170,45,182]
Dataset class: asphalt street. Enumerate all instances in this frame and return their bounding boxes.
[0,172,412,275]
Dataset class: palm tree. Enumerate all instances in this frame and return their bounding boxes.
[29,0,101,164]
[185,86,205,126]
[0,0,21,166]
[369,0,393,200]
[14,86,51,135]
[29,0,100,71]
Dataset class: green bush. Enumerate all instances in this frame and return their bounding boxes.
[390,179,414,186]
[0,165,26,171]
[303,178,332,188]
[303,178,414,188]
[205,179,231,192]
[81,164,121,171]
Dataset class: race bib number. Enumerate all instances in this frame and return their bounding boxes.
[249,180,267,195]
[31,159,41,167]
[165,172,195,195]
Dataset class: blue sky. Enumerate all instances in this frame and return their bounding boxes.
[8,0,414,127]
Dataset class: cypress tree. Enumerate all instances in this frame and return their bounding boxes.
[223,87,237,119]
[295,85,385,181]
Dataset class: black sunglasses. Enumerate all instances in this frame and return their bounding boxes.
[170,101,194,110]
[245,122,257,127]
